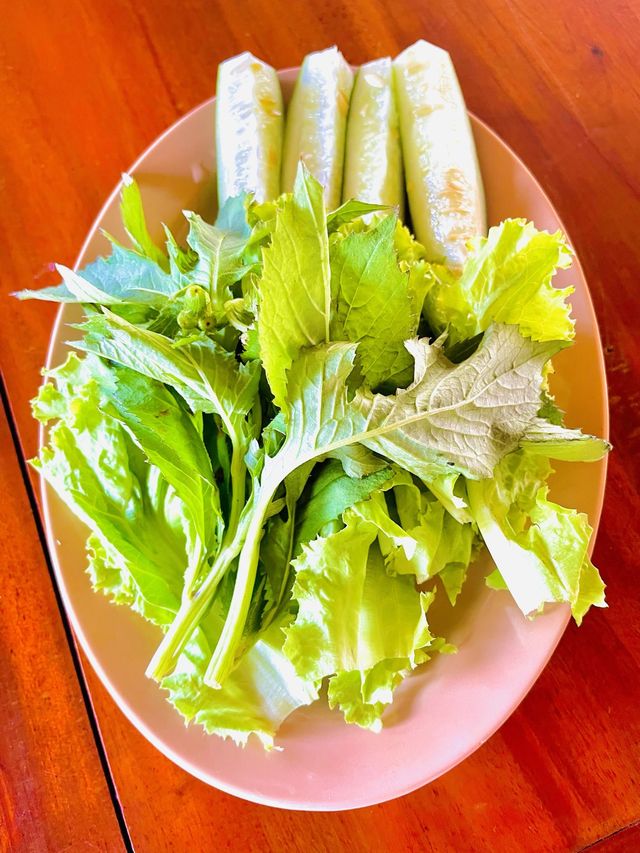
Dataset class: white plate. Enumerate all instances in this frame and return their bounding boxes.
[41,69,608,810]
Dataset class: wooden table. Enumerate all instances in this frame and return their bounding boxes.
[1,2,639,851]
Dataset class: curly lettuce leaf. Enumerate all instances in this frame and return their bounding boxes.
[327,600,453,732]
[424,219,575,346]
[87,498,317,748]
[163,611,318,750]
[283,514,446,731]
[467,451,606,623]
[352,474,477,600]
[283,513,430,678]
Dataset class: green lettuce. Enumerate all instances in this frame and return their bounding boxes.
[352,473,477,601]
[467,451,606,623]
[424,219,575,347]
[283,513,447,730]
[33,355,194,625]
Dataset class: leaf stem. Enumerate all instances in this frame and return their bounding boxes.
[226,434,246,545]
[203,482,275,687]
[146,437,247,681]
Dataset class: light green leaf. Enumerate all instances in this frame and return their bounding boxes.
[424,219,575,346]
[327,659,411,733]
[327,616,452,732]
[257,165,331,409]
[330,214,416,389]
[295,460,393,546]
[326,199,391,232]
[520,418,611,461]
[283,515,431,681]
[283,518,446,731]
[76,310,260,430]
[95,360,222,575]
[119,174,168,269]
[163,613,318,749]
[275,325,561,482]
[32,356,192,626]
[467,451,606,623]
[353,478,476,591]
[353,325,563,479]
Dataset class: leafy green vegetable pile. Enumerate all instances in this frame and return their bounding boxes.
[18,165,609,748]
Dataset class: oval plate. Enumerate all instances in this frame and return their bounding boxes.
[41,68,608,810]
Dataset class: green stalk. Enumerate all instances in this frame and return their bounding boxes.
[145,537,239,681]
[146,435,247,681]
[225,435,246,552]
[181,538,208,603]
[203,483,275,687]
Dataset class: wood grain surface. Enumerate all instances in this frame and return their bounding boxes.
[1,1,639,851]
[0,397,126,852]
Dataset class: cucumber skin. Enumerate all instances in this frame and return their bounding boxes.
[342,58,405,218]
[281,47,354,211]
[216,53,284,208]
[393,41,486,267]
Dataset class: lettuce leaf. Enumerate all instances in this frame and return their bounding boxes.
[352,473,477,600]
[32,355,192,625]
[162,612,318,749]
[520,418,611,461]
[294,460,393,546]
[467,451,606,623]
[283,514,446,731]
[424,219,575,346]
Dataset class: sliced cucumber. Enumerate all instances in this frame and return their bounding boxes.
[342,57,404,216]
[216,52,284,207]
[393,40,486,267]
[281,47,354,210]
